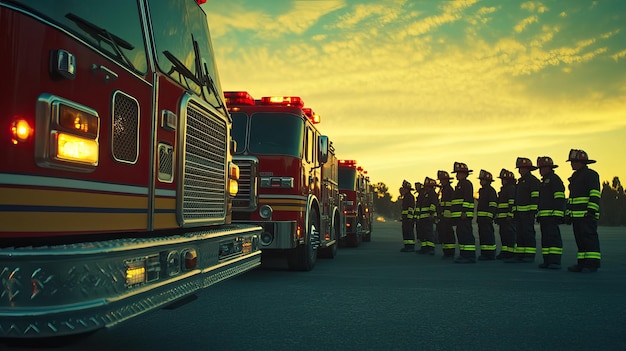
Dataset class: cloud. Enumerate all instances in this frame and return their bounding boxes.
[514,15,539,33]
[205,1,346,39]
[611,48,626,62]
[521,1,549,13]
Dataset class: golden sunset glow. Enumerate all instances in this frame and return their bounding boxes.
[204,1,626,198]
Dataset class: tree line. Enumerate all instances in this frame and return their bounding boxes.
[372,177,626,226]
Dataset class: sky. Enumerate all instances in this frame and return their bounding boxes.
[202,0,626,199]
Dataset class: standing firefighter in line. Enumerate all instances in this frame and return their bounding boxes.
[507,157,540,263]
[495,169,517,260]
[413,182,423,248]
[416,177,438,255]
[400,180,416,252]
[565,149,601,273]
[476,170,498,260]
[536,156,566,269]
[437,170,456,259]
[451,162,476,263]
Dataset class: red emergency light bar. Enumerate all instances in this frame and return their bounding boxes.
[339,160,357,168]
[197,0,206,4]
[302,108,321,124]
[259,96,304,109]
[224,91,255,106]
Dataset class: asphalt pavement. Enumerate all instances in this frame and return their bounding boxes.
[3,221,626,351]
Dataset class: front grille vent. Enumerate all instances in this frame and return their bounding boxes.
[180,102,227,223]
[111,91,139,164]
[232,157,258,211]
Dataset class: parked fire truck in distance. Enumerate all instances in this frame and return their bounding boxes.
[338,160,373,246]
[0,0,261,339]
[225,91,344,271]
[360,167,374,242]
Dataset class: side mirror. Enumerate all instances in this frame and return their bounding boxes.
[318,135,329,164]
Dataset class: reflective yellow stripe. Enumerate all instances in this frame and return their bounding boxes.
[480,244,497,251]
[541,247,562,255]
[459,244,476,251]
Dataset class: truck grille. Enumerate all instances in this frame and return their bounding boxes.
[180,102,227,223]
[232,157,258,211]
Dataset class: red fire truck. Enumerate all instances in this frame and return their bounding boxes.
[338,160,373,246]
[0,0,261,339]
[360,167,374,241]
[225,91,345,271]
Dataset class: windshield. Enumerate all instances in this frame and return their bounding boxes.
[149,0,224,108]
[339,168,357,190]
[12,0,147,73]
[231,112,247,154]
[242,113,304,158]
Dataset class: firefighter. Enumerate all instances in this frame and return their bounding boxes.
[416,177,438,255]
[437,170,456,259]
[400,180,416,252]
[536,156,566,269]
[451,162,476,263]
[495,169,517,260]
[476,170,497,260]
[506,157,540,263]
[413,182,423,247]
[565,149,601,272]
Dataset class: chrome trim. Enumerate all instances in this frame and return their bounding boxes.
[0,224,262,338]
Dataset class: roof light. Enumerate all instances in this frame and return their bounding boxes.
[302,108,321,124]
[224,91,255,107]
[259,96,304,109]
[339,160,357,168]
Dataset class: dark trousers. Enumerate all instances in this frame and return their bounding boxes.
[438,219,456,257]
[572,217,601,268]
[497,219,516,258]
[539,217,562,265]
[515,212,536,260]
[477,218,496,258]
[455,219,475,259]
[417,219,435,252]
[402,219,415,248]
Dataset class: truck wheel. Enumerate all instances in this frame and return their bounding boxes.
[318,216,338,259]
[362,220,372,242]
[288,208,319,271]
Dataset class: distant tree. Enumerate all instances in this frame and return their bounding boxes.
[372,182,393,219]
[599,176,626,226]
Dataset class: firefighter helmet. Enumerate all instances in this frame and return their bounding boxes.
[537,156,558,168]
[478,169,493,182]
[437,170,452,180]
[566,149,596,164]
[414,182,423,191]
[452,162,473,174]
[402,180,413,190]
[424,177,437,187]
[497,168,515,180]
[515,157,537,170]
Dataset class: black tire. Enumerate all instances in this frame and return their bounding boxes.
[362,220,372,242]
[344,231,360,247]
[318,213,339,259]
[288,208,319,271]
